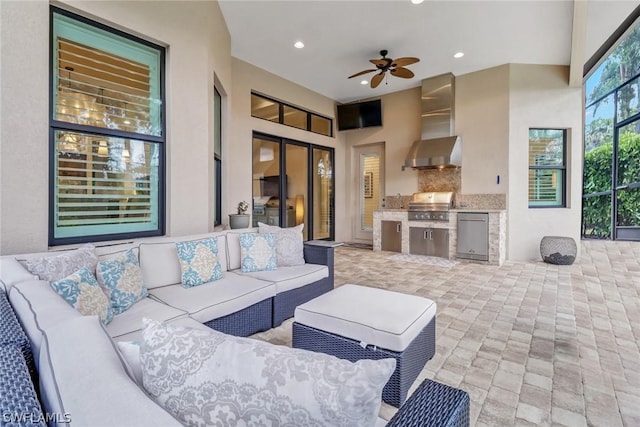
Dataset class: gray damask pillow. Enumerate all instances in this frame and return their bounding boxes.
[25,244,98,282]
[258,222,305,266]
[140,319,395,427]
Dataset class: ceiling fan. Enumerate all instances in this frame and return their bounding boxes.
[348,49,420,88]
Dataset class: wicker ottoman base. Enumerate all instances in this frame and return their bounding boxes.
[293,317,436,407]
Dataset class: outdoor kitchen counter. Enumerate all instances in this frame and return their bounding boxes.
[373,209,506,265]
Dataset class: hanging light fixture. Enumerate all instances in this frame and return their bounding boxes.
[98,140,108,156]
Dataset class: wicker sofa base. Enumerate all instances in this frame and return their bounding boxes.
[272,277,333,327]
[386,378,470,427]
[204,298,273,337]
[292,316,436,407]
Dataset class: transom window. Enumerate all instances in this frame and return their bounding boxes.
[50,7,165,245]
[251,93,333,137]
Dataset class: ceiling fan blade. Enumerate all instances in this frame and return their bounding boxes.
[348,69,377,79]
[392,57,420,67]
[390,67,415,78]
[371,72,385,88]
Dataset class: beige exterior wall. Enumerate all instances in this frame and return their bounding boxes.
[507,64,583,261]
[456,65,510,195]
[0,0,231,254]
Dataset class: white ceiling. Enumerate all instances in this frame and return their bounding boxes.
[219,1,638,104]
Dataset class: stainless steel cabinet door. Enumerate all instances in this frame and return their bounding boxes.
[381,220,402,252]
[410,227,449,259]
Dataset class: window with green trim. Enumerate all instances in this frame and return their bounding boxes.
[50,7,165,245]
[528,129,566,208]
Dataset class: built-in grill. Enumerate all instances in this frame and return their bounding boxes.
[407,192,454,221]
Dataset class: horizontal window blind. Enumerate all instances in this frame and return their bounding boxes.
[54,131,159,238]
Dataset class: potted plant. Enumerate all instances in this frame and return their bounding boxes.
[229,200,251,229]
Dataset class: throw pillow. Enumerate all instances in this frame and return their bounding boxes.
[239,233,277,272]
[258,222,305,266]
[140,319,395,427]
[175,237,223,287]
[50,267,113,325]
[96,249,148,315]
[25,243,98,282]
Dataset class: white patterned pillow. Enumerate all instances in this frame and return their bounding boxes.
[239,233,277,272]
[25,244,98,282]
[175,238,223,287]
[96,249,148,315]
[258,222,305,266]
[50,267,113,325]
[140,319,395,427]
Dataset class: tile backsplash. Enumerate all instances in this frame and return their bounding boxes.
[456,193,506,210]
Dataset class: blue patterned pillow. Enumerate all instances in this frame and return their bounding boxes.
[175,237,223,288]
[239,233,277,272]
[96,249,148,315]
[50,267,113,325]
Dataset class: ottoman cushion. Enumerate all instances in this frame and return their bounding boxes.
[294,284,436,352]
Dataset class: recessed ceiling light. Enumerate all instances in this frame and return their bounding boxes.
[411,0,424,4]
[454,52,464,59]
[360,80,368,85]
[294,41,304,49]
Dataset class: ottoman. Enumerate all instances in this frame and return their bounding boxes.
[292,284,436,407]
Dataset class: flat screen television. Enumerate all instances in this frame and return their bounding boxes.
[337,99,382,131]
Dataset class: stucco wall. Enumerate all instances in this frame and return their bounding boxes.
[456,65,510,195]
[0,0,231,254]
[507,64,583,261]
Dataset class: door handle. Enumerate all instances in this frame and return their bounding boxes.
[396,223,401,233]
[429,230,433,240]
[424,230,428,240]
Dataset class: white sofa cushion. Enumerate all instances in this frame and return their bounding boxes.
[105,297,188,339]
[294,284,437,352]
[139,234,228,289]
[240,263,328,293]
[38,316,182,427]
[113,316,213,343]
[9,280,82,367]
[0,257,38,289]
[148,272,275,323]
[140,319,395,427]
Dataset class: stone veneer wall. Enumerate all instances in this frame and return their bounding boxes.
[418,168,461,193]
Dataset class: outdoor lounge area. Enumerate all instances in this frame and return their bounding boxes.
[2,1,640,426]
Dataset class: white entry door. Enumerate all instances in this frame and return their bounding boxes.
[353,143,385,243]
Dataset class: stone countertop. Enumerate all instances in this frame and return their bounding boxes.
[374,208,408,212]
[451,209,506,213]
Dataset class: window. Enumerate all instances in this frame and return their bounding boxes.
[251,93,333,137]
[528,129,566,208]
[214,87,222,226]
[50,8,165,245]
[583,14,640,240]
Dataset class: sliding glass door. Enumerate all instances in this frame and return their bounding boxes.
[252,132,334,240]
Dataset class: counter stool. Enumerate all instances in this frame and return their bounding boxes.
[292,284,436,407]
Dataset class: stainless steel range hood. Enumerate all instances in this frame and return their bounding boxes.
[404,73,462,169]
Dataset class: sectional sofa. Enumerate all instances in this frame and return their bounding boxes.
[0,228,469,426]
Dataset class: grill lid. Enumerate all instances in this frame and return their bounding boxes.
[408,191,454,211]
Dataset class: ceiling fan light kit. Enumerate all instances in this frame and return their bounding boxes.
[348,49,420,88]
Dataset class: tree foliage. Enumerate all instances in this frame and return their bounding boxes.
[582,133,640,238]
